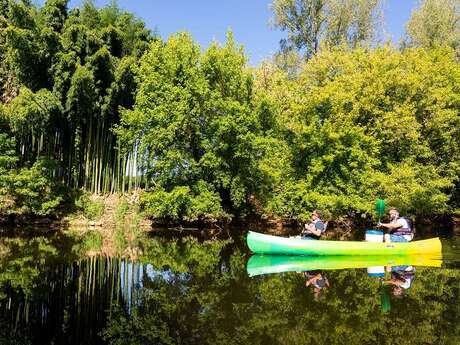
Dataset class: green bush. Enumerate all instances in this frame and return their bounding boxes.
[0,152,64,216]
[140,181,229,222]
[75,193,105,221]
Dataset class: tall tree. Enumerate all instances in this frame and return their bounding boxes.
[404,0,460,53]
[117,32,266,220]
[39,0,68,32]
[271,0,383,59]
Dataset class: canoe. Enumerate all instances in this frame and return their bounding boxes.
[246,231,442,256]
[247,254,442,277]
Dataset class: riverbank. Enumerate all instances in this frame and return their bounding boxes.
[1,192,458,259]
[1,191,458,231]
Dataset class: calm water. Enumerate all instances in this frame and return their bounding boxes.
[0,227,459,345]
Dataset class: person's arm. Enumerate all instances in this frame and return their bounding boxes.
[378,221,402,230]
[303,223,315,233]
[306,227,322,237]
[384,277,405,286]
[304,222,324,236]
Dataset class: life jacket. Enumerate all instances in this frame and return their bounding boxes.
[391,217,413,236]
[392,266,415,289]
[302,220,326,240]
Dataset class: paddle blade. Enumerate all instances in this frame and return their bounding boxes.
[375,199,385,218]
[381,286,391,313]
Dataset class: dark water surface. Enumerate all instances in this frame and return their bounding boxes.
[0,226,459,345]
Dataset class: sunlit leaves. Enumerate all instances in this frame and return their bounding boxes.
[118,32,264,220]
[405,0,460,53]
[264,46,460,218]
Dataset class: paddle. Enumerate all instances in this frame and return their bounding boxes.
[380,285,391,313]
[375,199,385,224]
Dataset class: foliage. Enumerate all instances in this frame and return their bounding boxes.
[74,192,105,220]
[1,0,153,199]
[81,229,103,252]
[102,237,460,345]
[1,0,460,222]
[6,157,64,215]
[101,304,175,345]
[364,163,453,216]
[112,196,141,253]
[404,0,460,54]
[271,0,383,59]
[140,181,228,222]
[0,146,64,216]
[0,132,17,213]
[0,232,459,345]
[256,46,460,219]
[113,196,129,224]
[0,236,60,296]
[118,32,265,219]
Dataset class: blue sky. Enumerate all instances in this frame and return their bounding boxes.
[37,0,419,66]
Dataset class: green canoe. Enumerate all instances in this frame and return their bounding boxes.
[246,254,442,277]
[246,231,442,256]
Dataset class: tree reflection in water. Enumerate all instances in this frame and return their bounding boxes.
[0,234,458,345]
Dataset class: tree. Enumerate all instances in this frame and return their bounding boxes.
[261,47,460,219]
[271,0,383,59]
[39,0,68,32]
[117,32,266,221]
[326,0,382,48]
[1,0,153,200]
[405,0,460,53]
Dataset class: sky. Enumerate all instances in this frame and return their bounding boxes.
[37,0,419,66]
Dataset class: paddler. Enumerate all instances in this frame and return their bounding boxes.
[378,207,414,243]
[303,270,330,300]
[301,209,326,240]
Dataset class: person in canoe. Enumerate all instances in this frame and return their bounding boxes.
[378,207,414,243]
[301,209,326,240]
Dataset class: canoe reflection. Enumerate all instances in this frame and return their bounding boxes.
[246,254,442,277]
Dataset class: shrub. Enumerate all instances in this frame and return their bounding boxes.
[75,193,105,221]
[140,181,229,222]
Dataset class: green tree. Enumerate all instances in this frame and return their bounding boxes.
[261,47,460,219]
[39,0,68,32]
[271,0,383,59]
[117,32,265,221]
[0,0,154,201]
[405,0,460,53]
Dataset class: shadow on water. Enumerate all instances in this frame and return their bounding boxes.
[0,226,459,345]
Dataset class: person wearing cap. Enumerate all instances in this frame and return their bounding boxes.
[378,207,414,243]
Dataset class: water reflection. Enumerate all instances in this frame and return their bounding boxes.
[384,265,415,297]
[247,253,447,313]
[302,270,330,300]
[246,254,442,276]
[0,233,458,345]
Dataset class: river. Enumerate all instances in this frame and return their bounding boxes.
[0,226,459,345]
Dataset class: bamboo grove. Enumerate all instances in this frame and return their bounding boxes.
[1,0,460,221]
[0,0,152,198]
